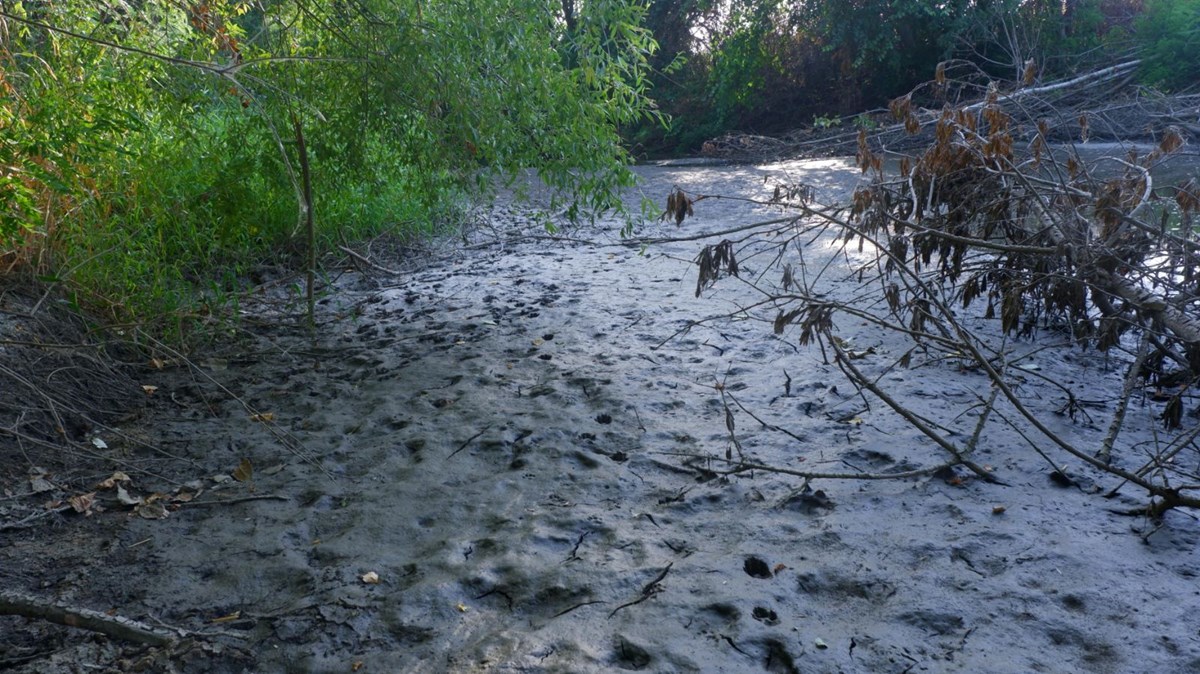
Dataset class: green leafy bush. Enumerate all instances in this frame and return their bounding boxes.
[1137,0,1200,90]
[0,0,660,338]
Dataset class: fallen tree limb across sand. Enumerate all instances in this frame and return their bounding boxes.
[702,59,1196,162]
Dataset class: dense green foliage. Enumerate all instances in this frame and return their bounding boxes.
[1137,0,1200,89]
[3,0,1199,336]
[0,0,659,335]
[635,0,1195,155]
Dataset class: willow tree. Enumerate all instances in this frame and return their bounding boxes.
[0,0,660,328]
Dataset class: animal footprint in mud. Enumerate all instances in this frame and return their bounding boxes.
[779,488,834,514]
[612,635,653,670]
[752,606,780,625]
[744,556,773,579]
[595,414,613,424]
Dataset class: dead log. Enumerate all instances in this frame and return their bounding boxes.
[0,589,177,646]
[1092,269,1200,345]
[963,59,1141,111]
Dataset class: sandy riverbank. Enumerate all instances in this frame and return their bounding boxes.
[3,158,1199,673]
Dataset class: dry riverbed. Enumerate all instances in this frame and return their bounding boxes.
[3,159,1199,673]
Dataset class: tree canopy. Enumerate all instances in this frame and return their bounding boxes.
[0,0,660,332]
[2,0,1199,334]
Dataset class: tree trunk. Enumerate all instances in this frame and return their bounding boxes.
[562,0,576,36]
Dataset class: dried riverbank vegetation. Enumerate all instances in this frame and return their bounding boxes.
[701,59,1200,162]
[688,66,1200,521]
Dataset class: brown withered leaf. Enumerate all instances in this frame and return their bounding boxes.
[1066,155,1080,178]
[694,240,738,297]
[904,113,920,135]
[232,458,254,483]
[885,284,901,313]
[29,474,55,494]
[774,308,804,335]
[69,492,97,515]
[1176,178,1199,213]
[856,130,873,173]
[1022,58,1037,86]
[171,489,198,503]
[1161,396,1183,430]
[661,187,694,226]
[1160,126,1184,155]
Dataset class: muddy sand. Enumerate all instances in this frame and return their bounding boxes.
[3,159,1200,673]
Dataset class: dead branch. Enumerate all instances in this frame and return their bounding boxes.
[337,244,402,275]
[828,338,1004,485]
[1099,334,1152,464]
[703,60,1193,163]
[0,504,72,532]
[0,590,177,647]
[690,65,1200,519]
[963,60,1141,110]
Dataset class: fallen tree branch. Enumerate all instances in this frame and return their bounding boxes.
[690,66,1200,521]
[0,504,72,532]
[1092,269,1200,344]
[337,244,402,276]
[964,60,1141,111]
[828,338,1005,485]
[0,590,177,647]
[658,451,955,481]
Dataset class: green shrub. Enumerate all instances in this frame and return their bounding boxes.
[1137,0,1200,90]
[0,0,660,340]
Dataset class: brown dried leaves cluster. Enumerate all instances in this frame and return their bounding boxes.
[661,187,694,226]
[854,75,1196,360]
[695,240,738,298]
